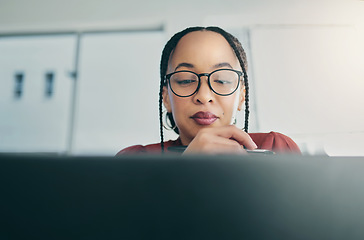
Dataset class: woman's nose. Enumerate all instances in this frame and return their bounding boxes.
[193,77,214,104]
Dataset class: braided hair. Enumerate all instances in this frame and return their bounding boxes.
[159,26,250,152]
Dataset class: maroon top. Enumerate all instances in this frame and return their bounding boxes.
[116,131,301,155]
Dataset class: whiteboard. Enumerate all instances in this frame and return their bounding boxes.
[250,26,364,155]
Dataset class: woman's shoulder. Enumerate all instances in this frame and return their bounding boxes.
[249,131,301,153]
[116,139,182,155]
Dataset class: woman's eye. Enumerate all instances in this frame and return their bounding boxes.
[214,79,232,85]
[176,79,196,85]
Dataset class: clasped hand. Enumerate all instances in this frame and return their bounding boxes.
[184,125,258,155]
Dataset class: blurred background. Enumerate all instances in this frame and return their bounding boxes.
[0,0,363,156]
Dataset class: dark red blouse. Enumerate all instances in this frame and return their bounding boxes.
[116,131,301,155]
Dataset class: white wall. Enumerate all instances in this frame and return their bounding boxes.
[0,0,363,155]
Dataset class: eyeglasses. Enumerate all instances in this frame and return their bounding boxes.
[165,69,243,97]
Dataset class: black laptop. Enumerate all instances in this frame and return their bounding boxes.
[1,153,364,239]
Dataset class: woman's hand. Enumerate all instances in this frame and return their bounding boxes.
[183,125,257,155]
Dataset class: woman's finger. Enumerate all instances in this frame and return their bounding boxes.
[207,125,258,150]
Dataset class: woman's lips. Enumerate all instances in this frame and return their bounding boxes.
[191,111,218,125]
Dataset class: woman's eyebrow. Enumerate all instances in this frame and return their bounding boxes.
[175,62,194,71]
[213,62,233,69]
[174,62,233,71]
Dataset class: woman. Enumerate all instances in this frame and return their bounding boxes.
[118,26,300,155]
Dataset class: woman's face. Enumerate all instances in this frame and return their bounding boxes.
[163,31,245,145]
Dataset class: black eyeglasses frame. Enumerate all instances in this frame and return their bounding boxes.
[164,68,243,98]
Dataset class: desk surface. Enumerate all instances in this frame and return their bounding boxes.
[1,154,364,240]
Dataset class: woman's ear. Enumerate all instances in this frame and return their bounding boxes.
[162,86,172,112]
[237,87,246,111]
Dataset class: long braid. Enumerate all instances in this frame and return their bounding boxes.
[243,72,250,132]
[159,26,250,152]
[158,79,165,152]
